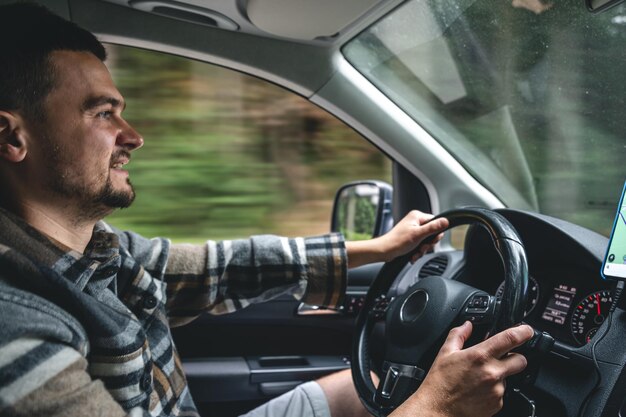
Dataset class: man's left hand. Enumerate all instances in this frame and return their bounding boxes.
[345,210,449,268]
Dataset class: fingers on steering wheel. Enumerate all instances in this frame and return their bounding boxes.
[410,235,443,263]
[478,325,534,359]
[439,321,473,354]
[499,352,528,378]
[423,217,449,234]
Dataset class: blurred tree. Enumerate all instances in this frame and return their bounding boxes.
[105,45,391,241]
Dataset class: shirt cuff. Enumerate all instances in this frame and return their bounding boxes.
[300,233,347,309]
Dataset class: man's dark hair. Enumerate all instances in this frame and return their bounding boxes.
[0,2,107,120]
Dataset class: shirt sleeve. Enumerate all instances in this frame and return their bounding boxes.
[161,233,347,327]
[0,339,147,417]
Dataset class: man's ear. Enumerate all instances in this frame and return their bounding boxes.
[0,111,28,163]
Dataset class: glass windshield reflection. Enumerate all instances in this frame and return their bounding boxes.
[344,0,626,235]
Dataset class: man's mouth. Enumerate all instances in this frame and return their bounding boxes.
[111,152,131,170]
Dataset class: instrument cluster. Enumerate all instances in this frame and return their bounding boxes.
[496,267,614,347]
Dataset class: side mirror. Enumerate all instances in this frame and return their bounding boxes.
[331,181,393,240]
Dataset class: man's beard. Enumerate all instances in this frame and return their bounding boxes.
[45,148,137,223]
[94,175,136,209]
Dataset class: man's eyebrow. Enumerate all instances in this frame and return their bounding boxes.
[82,96,126,111]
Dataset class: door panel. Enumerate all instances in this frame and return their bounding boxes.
[171,264,384,416]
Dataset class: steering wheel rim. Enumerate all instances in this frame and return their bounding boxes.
[351,207,529,417]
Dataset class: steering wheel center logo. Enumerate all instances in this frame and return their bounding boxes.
[400,290,429,323]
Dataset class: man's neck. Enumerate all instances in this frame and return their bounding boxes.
[11,201,97,253]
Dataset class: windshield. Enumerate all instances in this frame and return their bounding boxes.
[344,0,626,235]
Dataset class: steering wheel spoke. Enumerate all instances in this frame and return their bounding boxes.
[374,360,426,411]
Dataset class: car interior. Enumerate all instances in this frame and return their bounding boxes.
[5,0,626,416]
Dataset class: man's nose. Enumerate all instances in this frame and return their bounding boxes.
[116,118,144,150]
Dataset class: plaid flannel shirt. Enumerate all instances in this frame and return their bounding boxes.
[0,207,347,417]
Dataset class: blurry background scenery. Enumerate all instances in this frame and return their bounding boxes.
[105,45,391,242]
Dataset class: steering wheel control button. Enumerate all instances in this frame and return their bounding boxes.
[462,293,496,325]
[371,295,392,319]
[345,294,366,315]
[400,290,428,322]
[467,294,489,311]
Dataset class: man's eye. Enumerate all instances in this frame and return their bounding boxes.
[97,111,113,119]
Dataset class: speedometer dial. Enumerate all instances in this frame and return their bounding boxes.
[570,290,613,346]
[496,276,540,317]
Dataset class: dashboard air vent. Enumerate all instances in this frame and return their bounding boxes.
[418,255,448,278]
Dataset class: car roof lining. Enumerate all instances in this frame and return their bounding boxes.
[70,0,335,96]
[32,0,406,98]
[97,0,406,45]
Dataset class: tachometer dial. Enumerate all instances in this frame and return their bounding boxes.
[570,290,613,346]
[496,276,540,317]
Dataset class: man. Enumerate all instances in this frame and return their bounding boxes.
[0,3,533,417]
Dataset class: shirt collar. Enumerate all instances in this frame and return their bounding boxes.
[0,207,121,291]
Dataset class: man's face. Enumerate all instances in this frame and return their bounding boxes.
[27,50,143,220]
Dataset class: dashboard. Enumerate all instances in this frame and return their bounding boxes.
[462,209,615,349]
[460,209,615,348]
[393,209,615,348]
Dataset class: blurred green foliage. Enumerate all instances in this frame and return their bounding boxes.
[105,45,391,242]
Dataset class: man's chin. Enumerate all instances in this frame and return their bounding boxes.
[97,183,136,209]
[105,190,135,209]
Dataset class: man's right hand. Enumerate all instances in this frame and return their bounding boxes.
[391,321,534,417]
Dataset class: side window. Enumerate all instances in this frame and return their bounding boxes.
[105,45,391,241]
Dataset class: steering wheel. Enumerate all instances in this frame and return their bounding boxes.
[351,207,529,417]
